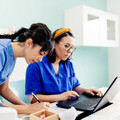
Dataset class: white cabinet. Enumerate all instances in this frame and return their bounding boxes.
[64,5,119,47]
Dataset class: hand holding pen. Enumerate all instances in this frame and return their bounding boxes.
[32,92,41,103]
[31,92,50,110]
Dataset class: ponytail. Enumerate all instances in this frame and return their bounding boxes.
[0,27,28,42]
[0,23,53,53]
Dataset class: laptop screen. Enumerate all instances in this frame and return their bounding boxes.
[93,76,120,112]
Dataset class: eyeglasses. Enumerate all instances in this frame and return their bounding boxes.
[59,42,76,52]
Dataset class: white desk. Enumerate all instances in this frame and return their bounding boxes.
[50,87,120,120]
[49,102,120,120]
[19,88,120,120]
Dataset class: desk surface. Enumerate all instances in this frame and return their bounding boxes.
[18,104,120,120]
[49,87,120,120]
[19,88,120,120]
[49,98,120,120]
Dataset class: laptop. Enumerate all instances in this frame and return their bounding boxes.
[57,76,120,112]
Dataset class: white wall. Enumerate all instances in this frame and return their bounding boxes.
[10,58,28,82]
[0,0,108,88]
[107,0,120,84]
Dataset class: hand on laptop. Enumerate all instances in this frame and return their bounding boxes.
[74,86,103,97]
[84,89,103,97]
[59,91,79,101]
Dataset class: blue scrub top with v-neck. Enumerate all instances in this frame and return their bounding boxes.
[0,39,16,85]
[25,55,80,95]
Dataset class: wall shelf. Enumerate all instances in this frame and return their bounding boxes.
[65,5,119,47]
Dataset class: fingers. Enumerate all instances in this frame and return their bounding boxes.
[43,102,50,107]
[73,91,79,97]
[44,102,50,107]
[92,89,103,97]
[87,89,103,97]
[96,90,103,97]
[29,102,50,113]
[86,90,95,96]
[68,94,76,99]
[41,102,50,110]
[43,105,49,110]
[67,91,79,99]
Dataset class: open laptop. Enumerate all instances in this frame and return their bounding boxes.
[57,76,120,112]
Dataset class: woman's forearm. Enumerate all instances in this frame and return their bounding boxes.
[1,87,26,105]
[2,103,29,114]
[2,102,51,115]
[0,79,26,105]
[74,86,86,94]
[31,94,61,103]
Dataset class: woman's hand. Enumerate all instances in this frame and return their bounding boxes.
[59,91,79,101]
[84,88,103,97]
[28,102,50,114]
[74,86,103,97]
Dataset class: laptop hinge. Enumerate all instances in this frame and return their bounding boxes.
[75,111,93,120]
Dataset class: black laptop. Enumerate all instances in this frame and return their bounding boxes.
[57,76,120,112]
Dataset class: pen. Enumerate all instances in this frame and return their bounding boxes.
[32,92,41,103]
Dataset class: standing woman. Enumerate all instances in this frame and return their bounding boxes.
[0,23,53,114]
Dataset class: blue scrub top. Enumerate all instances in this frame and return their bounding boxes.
[0,39,16,85]
[25,55,80,95]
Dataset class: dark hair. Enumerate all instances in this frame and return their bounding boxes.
[0,23,54,53]
[47,29,74,63]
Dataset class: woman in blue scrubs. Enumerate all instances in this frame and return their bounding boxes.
[0,23,53,114]
[25,28,103,103]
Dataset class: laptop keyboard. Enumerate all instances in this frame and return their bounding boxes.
[57,94,102,111]
[72,94,101,110]
[73,98,100,109]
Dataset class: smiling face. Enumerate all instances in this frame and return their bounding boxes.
[24,39,47,64]
[54,35,74,61]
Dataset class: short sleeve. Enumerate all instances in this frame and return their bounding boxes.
[68,61,80,89]
[0,49,5,72]
[0,49,6,84]
[25,62,42,95]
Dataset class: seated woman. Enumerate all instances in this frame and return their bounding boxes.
[25,28,103,103]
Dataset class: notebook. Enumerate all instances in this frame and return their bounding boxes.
[57,76,120,112]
